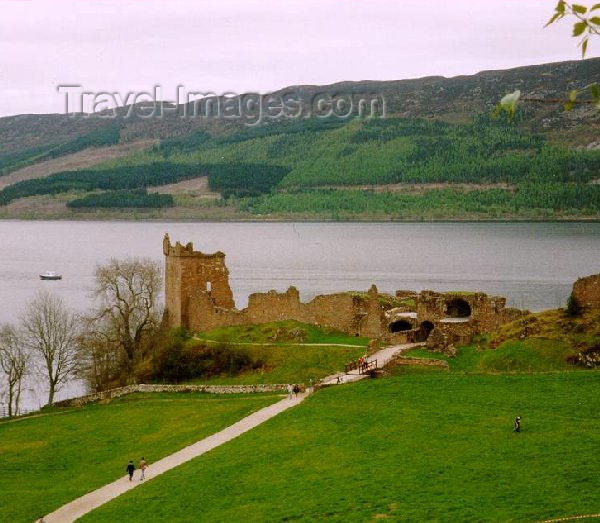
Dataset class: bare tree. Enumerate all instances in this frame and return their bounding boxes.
[21,291,79,406]
[76,321,124,392]
[0,324,29,416]
[85,258,162,384]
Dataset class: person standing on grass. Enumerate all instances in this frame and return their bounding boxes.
[126,460,135,481]
[139,457,148,481]
[514,416,521,433]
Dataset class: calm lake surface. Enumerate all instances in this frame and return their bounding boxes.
[2,220,600,321]
[1,220,600,407]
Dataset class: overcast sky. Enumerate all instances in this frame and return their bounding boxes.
[0,0,594,117]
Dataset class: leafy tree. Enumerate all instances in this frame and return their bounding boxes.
[497,1,600,117]
[545,1,600,58]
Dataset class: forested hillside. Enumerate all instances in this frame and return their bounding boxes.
[0,58,599,219]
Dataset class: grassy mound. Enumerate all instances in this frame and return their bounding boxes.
[80,373,600,522]
[399,338,577,374]
[165,322,369,385]
[193,320,370,346]
[397,307,600,375]
[0,392,280,523]
[183,343,366,385]
[491,308,600,358]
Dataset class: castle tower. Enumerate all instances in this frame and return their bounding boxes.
[163,234,235,329]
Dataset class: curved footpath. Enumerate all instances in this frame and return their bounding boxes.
[41,343,416,523]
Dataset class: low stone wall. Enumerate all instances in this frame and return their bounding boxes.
[392,357,449,368]
[53,383,289,408]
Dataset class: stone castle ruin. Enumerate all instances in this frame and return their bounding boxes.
[572,274,600,310]
[163,235,512,353]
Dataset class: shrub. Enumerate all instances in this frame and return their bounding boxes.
[152,331,264,382]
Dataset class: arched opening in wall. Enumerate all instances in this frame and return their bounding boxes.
[418,321,434,341]
[389,320,412,333]
[445,298,471,318]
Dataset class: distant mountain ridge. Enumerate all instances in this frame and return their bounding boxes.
[1,57,599,160]
[0,58,599,220]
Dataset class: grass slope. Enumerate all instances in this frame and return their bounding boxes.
[185,344,366,385]
[81,372,600,522]
[399,338,577,374]
[399,308,600,375]
[0,392,280,523]
[194,320,370,345]
[181,321,369,385]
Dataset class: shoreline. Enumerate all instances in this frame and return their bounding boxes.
[1,215,600,224]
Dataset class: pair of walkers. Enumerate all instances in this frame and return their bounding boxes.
[287,384,301,399]
[126,457,148,481]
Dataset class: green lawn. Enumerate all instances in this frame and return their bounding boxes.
[81,372,600,522]
[0,392,280,523]
[193,320,370,346]
[186,344,366,385]
[399,337,577,374]
[177,321,368,385]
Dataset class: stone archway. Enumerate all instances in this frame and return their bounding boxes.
[417,320,434,341]
[444,298,471,318]
[389,319,412,333]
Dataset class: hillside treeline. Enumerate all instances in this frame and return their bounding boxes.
[1,114,599,216]
[0,124,121,176]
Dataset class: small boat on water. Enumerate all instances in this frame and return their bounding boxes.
[40,271,62,281]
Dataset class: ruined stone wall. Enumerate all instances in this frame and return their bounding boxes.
[426,322,474,355]
[414,291,508,353]
[175,278,379,336]
[245,287,308,324]
[359,285,388,338]
[186,289,245,332]
[164,234,235,329]
[163,235,511,353]
[416,292,505,330]
[572,274,600,310]
[186,285,375,336]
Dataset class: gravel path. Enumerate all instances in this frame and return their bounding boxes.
[321,342,425,385]
[41,342,417,522]
[41,392,308,523]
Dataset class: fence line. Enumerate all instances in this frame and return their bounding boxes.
[0,403,38,419]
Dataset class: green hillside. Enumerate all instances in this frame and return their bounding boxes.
[0,58,599,219]
[1,114,599,219]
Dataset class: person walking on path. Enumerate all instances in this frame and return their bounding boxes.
[126,460,135,481]
[139,457,148,481]
[513,416,521,433]
[287,384,293,399]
